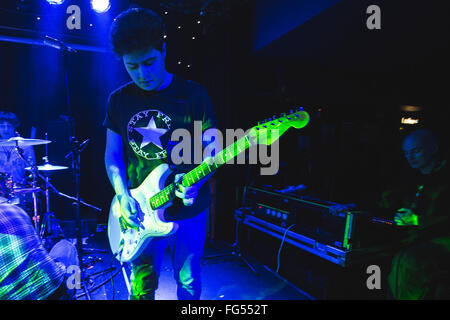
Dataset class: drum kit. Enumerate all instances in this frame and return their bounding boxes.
[0,135,100,241]
[1,135,107,299]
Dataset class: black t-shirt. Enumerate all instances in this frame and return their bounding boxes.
[103,75,217,219]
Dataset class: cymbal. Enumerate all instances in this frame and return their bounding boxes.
[0,137,51,147]
[25,163,69,171]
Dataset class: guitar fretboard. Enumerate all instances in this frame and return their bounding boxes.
[149,134,254,210]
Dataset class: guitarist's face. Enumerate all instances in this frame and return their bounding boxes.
[123,45,168,92]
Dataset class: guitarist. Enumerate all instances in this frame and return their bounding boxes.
[104,7,219,300]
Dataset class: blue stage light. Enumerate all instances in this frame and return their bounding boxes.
[90,0,111,13]
[47,0,65,4]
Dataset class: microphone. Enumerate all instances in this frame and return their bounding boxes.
[43,35,77,53]
[65,138,91,159]
[78,138,91,151]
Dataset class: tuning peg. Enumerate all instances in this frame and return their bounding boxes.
[297,106,304,111]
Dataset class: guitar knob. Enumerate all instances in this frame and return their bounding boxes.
[289,109,294,114]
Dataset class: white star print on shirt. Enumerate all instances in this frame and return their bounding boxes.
[134,116,168,149]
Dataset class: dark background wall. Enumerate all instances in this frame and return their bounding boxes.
[1,0,449,243]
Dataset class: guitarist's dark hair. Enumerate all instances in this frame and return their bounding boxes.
[109,7,166,58]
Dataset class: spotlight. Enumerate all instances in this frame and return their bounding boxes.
[47,0,65,4]
[90,0,111,13]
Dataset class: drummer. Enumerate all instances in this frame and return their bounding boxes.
[0,111,36,195]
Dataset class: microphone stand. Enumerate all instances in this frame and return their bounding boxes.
[69,137,92,300]
[44,35,96,299]
[45,35,112,300]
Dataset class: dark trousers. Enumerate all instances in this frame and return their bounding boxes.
[388,237,450,299]
[129,209,207,300]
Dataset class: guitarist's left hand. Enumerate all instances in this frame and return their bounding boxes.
[173,156,216,206]
[394,208,419,226]
[174,173,202,206]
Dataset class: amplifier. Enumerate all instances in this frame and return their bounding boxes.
[242,186,361,250]
[235,208,349,266]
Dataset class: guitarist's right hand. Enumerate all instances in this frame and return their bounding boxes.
[117,193,142,229]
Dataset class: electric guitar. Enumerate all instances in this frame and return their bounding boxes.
[108,109,310,262]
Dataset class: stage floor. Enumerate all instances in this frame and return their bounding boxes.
[73,232,312,300]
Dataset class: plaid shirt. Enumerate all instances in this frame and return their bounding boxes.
[0,204,65,300]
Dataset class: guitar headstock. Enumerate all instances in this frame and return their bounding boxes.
[249,107,310,146]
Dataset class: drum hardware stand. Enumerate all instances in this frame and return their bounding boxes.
[13,142,41,232]
[65,136,92,299]
[39,133,63,241]
[39,172,67,244]
[63,137,104,252]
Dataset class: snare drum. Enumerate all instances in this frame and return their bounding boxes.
[0,173,37,211]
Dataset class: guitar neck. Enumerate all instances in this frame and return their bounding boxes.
[148,109,310,210]
[149,134,253,210]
